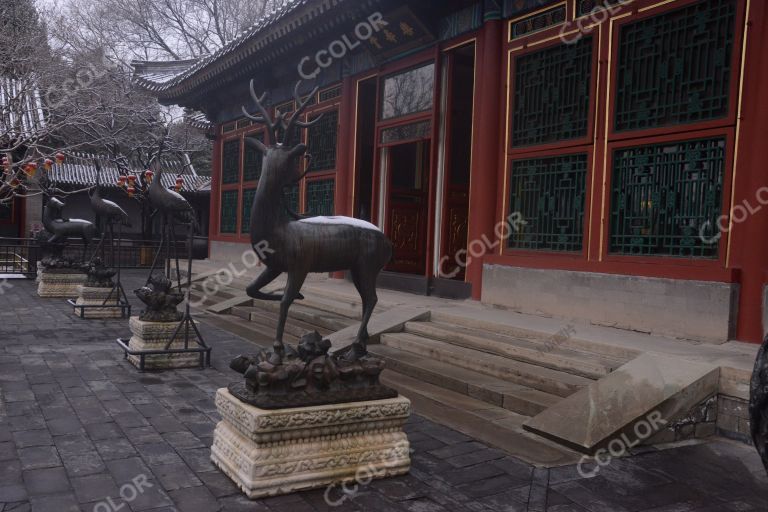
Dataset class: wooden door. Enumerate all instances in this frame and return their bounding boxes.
[386,141,430,274]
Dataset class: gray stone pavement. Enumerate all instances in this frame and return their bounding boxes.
[0,271,766,512]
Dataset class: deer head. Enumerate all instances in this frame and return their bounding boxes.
[242,80,323,189]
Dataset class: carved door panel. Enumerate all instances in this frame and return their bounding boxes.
[439,187,469,279]
[385,141,430,275]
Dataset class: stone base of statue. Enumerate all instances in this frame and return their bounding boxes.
[37,270,87,298]
[124,316,204,370]
[211,387,411,499]
[72,285,126,319]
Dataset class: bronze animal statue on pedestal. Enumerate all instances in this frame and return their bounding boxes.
[242,81,393,363]
[43,197,96,261]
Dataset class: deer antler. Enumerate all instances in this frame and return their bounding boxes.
[241,79,277,145]
[282,81,323,145]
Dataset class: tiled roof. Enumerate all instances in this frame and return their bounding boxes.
[0,76,45,140]
[184,110,213,131]
[131,59,200,88]
[132,0,352,99]
[49,153,211,193]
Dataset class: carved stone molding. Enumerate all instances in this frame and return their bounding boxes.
[211,388,412,499]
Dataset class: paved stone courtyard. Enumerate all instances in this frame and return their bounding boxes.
[0,271,766,512]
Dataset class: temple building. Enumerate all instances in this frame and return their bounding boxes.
[134,0,768,344]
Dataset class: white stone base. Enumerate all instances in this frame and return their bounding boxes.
[37,271,87,298]
[211,388,411,499]
[74,285,125,319]
[126,316,203,370]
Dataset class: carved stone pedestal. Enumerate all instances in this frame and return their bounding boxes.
[126,317,203,370]
[37,271,86,298]
[73,286,125,319]
[211,388,411,499]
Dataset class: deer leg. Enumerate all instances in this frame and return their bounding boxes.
[347,266,378,360]
[273,270,308,364]
[245,267,282,300]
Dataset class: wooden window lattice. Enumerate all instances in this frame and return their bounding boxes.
[222,139,241,185]
[284,184,299,213]
[614,0,736,132]
[244,132,265,182]
[306,179,335,217]
[508,153,588,252]
[307,110,339,173]
[512,37,593,147]
[220,190,239,234]
[609,137,726,258]
[241,188,256,234]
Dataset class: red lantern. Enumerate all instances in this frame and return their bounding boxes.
[9,178,20,188]
[44,158,53,171]
[55,152,65,164]
[175,176,184,192]
[144,170,154,183]
[127,175,137,185]
[126,186,136,198]
[25,162,38,177]
[117,175,127,187]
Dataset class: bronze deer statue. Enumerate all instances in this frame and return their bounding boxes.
[242,81,392,363]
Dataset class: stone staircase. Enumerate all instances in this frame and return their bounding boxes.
[188,277,632,464]
[370,314,637,465]
[186,272,722,466]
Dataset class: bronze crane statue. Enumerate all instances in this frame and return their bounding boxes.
[146,162,197,287]
[749,335,768,474]
[242,80,393,364]
[90,161,130,227]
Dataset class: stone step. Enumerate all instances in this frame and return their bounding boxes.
[430,310,641,362]
[297,295,363,320]
[250,299,355,332]
[198,310,302,345]
[190,282,243,303]
[404,320,619,379]
[380,371,581,467]
[371,345,561,417]
[380,332,591,398]
[234,307,334,339]
[523,354,720,454]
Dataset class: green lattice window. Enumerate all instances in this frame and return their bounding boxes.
[220,190,239,234]
[306,179,335,216]
[244,133,264,182]
[222,140,241,185]
[512,37,592,147]
[508,154,588,252]
[241,188,256,234]
[284,184,299,213]
[307,110,339,172]
[614,0,736,132]
[609,137,726,258]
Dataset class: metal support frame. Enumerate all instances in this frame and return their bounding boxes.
[117,219,211,371]
[69,222,132,319]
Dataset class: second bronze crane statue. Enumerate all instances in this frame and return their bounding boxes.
[242,80,393,364]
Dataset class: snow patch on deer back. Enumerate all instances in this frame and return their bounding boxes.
[298,216,381,232]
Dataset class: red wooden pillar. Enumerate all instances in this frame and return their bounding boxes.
[732,1,768,343]
[208,129,222,259]
[466,16,504,300]
[336,77,354,218]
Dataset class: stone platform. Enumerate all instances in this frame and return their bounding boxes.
[72,285,127,319]
[211,388,411,499]
[37,270,86,298]
[124,316,206,370]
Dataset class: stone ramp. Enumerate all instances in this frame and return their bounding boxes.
[522,354,719,454]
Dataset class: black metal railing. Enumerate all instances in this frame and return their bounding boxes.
[0,237,195,276]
